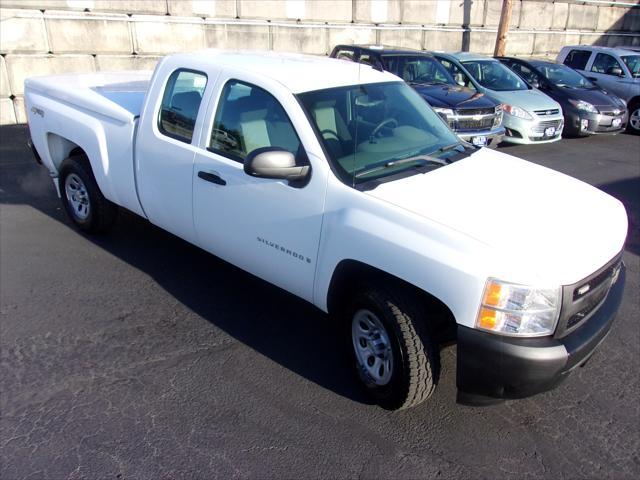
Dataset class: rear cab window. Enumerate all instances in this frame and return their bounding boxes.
[158,69,208,143]
[334,47,357,62]
[563,50,591,70]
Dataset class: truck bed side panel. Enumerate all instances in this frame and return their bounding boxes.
[25,88,145,217]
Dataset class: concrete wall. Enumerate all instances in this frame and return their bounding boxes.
[1,0,639,124]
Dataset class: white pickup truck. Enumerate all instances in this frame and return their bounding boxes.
[26,51,627,410]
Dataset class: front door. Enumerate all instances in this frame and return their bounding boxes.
[192,77,327,302]
[587,53,628,99]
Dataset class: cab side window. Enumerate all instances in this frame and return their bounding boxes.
[209,80,301,163]
[563,49,591,70]
[591,53,624,76]
[158,69,207,143]
[438,58,476,91]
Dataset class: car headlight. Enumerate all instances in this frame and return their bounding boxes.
[476,278,561,336]
[568,99,597,113]
[502,104,532,120]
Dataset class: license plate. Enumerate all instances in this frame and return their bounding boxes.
[612,118,622,128]
[544,127,556,137]
[471,136,487,147]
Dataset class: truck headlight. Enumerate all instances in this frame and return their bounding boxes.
[476,278,561,336]
[493,105,504,128]
[502,104,532,120]
[568,99,597,113]
[432,107,454,122]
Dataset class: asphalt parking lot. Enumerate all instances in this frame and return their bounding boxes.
[1,124,639,480]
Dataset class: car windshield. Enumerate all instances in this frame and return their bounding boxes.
[297,82,463,186]
[536,63,595,88]
[462,60,529,91]
[621,55,640,77]
[382,55,456,86]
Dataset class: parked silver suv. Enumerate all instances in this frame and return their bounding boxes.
[557,46,640,134]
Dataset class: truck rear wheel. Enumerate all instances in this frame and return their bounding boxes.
[59,155,117,233]
[343,284,440,410]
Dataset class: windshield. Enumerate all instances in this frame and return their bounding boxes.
[297,82,462,186]
[621,55,640,78]
[536,63,595,88]
[382,55,456,86]
[462,60,529,91]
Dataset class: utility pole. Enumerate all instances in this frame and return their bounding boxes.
[493,0,514,57]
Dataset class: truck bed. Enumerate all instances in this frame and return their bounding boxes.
[25,71,152,122]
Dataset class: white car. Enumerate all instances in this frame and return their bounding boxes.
[25,51,627,410]
[557,45,640,134]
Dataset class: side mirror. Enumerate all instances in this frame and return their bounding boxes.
[244,147,310,182]
[607,66,623,77]
[531,79,540,89]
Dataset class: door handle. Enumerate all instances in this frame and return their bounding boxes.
[198,171,226,186]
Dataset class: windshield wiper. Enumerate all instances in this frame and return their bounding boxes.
[354,155,448,179]
[429,142,463,155]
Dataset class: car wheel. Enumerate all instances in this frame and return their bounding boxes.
[59,154,117,233]
[627,102,640,135]
[343,283,440,410]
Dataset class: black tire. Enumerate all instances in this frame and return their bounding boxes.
[627,101,640,135]
[59,154,117,233]
[342,283,440,410]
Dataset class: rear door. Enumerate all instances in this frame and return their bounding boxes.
[191,72,328,302]
[136,65,220,243]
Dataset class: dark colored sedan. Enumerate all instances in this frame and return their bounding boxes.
[497,57,628,137]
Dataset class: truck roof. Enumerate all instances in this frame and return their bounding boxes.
[181,50,400,93]
[335,44,435,56]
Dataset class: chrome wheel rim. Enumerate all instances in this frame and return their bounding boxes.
[630,108,640,131]
[351,309,394,386]
[64,173,90,220]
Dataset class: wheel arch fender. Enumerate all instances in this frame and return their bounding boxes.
[324,259,458,341]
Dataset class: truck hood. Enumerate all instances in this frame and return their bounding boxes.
[487,88,560,112]
[364,148,627,285]
[411,83,496,110]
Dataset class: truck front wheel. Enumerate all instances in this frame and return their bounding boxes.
[344,284,440,410]
[59,155,117,233]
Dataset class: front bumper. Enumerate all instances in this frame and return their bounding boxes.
[456,262,626,405]
[502,114,564,145]
[457,126,505,148]
[564,109,628,136]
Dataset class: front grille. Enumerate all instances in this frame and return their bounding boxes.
[600,109,625,117]
[535,108,560,116]
[531,119,562,134]
[450,107,498,132]
[456,107,495,116]
[452,117,495,132]
[555,253,623,338]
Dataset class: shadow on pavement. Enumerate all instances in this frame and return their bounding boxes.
[598,176,640,257]
[0,124,372,406]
